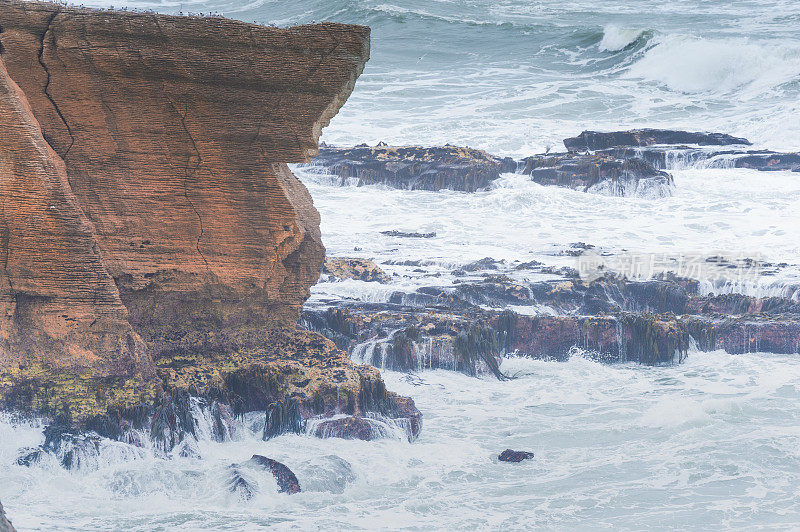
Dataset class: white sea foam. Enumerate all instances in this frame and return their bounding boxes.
[300,166,800,296]
[6,350,800,529]
[626,34,800,95]
[599,25,646,52]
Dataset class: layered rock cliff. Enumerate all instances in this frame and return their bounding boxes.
[0,1,419,440]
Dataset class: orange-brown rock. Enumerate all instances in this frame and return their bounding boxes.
[0,1,381,423]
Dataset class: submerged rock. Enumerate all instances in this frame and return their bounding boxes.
[311,414,419,442]
[734,152,800,172]
[563,129,751,152]
[246,455,302,494]
[596,146,800,173]
[227,455,302,497]
[227,466,258,501]
[0,501,16,532]
[521,153,674,197]
[323,258,392,283]
[498,449,534,462]
[16,448,46,467]
[296,455,356,494]
[381,230,437,238]
[311,145,517,192]
[313,416,375,440]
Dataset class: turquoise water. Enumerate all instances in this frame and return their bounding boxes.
[81,0,800,154]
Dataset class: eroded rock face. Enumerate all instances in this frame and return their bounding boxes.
[0,46,159,418]
[311,144,517,191]
[0,1,368,349]
[0,2,421,438]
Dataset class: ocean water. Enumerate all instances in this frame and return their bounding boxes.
[4,0,800,530]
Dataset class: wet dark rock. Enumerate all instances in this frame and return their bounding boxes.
[595,146,800,173]
[734,152,800,172]
[323,257,392,283]
[0,500,15,532]
[16,448,46,467]
[687,294,800,316]
[461,257,504,272]
[387,277,533,311]
[498,449,534,462]
[227,466,257,501]
[686,316,800,355]
[514,260,544,270]
[263,398,303,441]
[580,278,689,315]
[540,266,580,278]
[654,272,700,295]
[564,129,751,152]
[246,455,302,494]
[522,153,674,197]
[313,416,375,440]
[454,277,532,307]
[559,242,595,256]
[383,259,424,266]
[312,145,517,192]
[312,413,420,441]
[381,230,437,238]
[495,312,689,365]
[39,422,109,469]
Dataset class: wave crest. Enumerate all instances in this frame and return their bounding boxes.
[598,25,647,52]
[626,35,800,95]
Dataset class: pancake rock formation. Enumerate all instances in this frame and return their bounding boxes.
[0,1,420,446]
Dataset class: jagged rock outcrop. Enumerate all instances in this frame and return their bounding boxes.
[521,152,674,197]
[498,449,534,462]
[595,146,800,173]
[0,501,15,532]
[323,257,392,283]
[304,260,800,376]
[0,1,421,441]
[563,129,751,152]
[246,455,302,495]
[311,144,517,191]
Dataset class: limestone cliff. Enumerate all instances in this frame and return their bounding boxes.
[0,1,420,437]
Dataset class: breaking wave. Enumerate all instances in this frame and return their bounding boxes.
[598,24,649,52]
[626,35,800,95]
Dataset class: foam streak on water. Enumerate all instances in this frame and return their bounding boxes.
[5,350,800,529]
[301,165,800,303]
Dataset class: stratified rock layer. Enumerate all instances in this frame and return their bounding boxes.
[0,2,421,437]
[0,1,369,344]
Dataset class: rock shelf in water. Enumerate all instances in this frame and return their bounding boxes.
[309,129,798,196]
[305,261,800,376]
